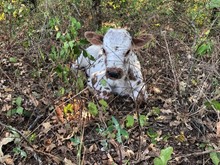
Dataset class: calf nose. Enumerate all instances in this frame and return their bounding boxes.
[106,68,123,79]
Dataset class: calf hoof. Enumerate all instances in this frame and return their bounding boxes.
[71,63,79,70]
[96,90,112,100]
[133,91,148,103]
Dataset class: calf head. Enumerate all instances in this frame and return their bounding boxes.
[84,29,150,80]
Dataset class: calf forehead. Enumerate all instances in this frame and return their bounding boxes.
[103,29,132,49]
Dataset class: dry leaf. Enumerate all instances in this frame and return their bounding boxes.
[42,122,52,134]
[89,144,98,152]
[107,153,115,165]
[0,137,14,157]
[4,88,13,92]
[0,155,14,165]
[29,94,39,107]
[216,121,220,137]
[64,158,76,165]
[151,86,162,94]
[45,143,56,152]
[2,104,11,111]
[55,106,64,123]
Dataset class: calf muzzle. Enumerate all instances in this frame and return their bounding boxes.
[106,68,123,80]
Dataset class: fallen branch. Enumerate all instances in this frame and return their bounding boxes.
[176,147,220,159]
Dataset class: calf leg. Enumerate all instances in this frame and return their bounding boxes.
[129,80,148,102]
[88,74,112,100]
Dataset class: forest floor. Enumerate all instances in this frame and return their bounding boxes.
[0,3,220,165]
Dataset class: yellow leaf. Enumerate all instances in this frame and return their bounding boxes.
[0,13,5,21]
[175,131,186,142]
[55,25,59,31]
[13,11,17,18]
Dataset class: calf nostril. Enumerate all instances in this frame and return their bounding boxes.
[106,70,122,79]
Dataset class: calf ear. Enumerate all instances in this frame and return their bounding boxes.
[132,34,153,48]
[84,31,103,45]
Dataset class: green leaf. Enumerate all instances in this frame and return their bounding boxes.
[63,104,73,115]
[112,116,120,129]
[20,149,27,158]
[126,115,134,127]
[69,41,74,49]
[196,41,213,57]
[88,102,98,116]
[111,116,124,143]
[15,97,22,106]
[100,79,107,86]
[6,109,17,116]
[152,107,161,115]
[56,31,61,39]
[153,147,173,165]
[154,157,163,165]
[28,133,37,142]
[13,147,27,158]
[147,127,158,144]
[16,107,24,115]
[70,137,80,146]
[9,57,17,63]
[209,0,220,8]
[82,50,95,61]
[139,115,147,127]
[205,100,220,111]
[210,151,220,165]
[197,43,208,55]
[120,129,129,139]
[76,77,84,91]
[79,39,89,45]
[99,99,108,108]
[63,41,69,50]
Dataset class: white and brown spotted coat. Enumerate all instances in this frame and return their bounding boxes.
[72,29,150,102]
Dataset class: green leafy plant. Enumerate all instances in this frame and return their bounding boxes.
[153,146,173,165]
[206,146,220,165]
[88,102,98,116]
[49,17,85,62]
[147,127,159,144]
[195,40,214,57]
[7,97,26,116]
[63,103,74,115]
[210,151,220,165]
[70,136,82,164]
[111,116,129,143]
[97,116,129,143]
[9,57,17,63]
[13,146,27,158]
[126,115,135,127]
[125,114,148,128]
[28,133,37,143]
[205,100,220,111]
[139,114,147,127]
[208,0,220,9]
[54,64,70,83]
[99,99,108,112]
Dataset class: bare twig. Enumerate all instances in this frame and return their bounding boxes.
[176,147,220,159]
[162,31,180,95]
[72,3,81,16]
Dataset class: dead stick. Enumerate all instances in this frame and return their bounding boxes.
[176,147,220,159]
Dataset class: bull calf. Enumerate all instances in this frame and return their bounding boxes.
[72,29,150,102]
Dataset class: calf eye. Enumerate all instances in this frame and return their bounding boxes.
[103,48,106,55]
[125,50,131,56]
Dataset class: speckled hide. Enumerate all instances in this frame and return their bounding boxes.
[72,29,150,102]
